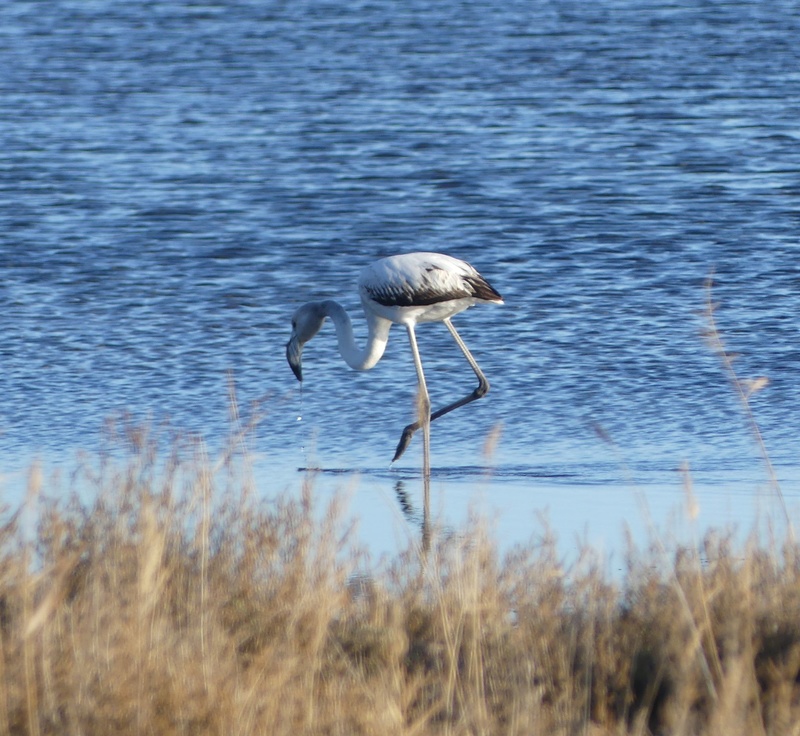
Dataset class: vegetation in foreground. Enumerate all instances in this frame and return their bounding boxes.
[0,423,797,736]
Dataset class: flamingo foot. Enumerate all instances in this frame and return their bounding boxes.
[392,423,419,462]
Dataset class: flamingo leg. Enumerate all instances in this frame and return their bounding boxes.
[393,318,489,463]
[405,324,431,548]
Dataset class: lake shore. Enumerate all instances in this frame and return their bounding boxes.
[3,431,797,736]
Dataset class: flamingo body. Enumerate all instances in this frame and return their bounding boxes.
[358,252,502,324]
[286,252,502,464]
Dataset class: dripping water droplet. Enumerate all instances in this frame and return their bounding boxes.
[297,383,304,422]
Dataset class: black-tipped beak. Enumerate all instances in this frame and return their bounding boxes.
[286,335,303,382]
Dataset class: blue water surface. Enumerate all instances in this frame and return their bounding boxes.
[2,0,799,557]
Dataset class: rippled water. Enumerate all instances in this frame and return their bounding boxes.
[2,0,800,552]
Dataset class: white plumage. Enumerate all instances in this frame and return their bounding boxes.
[286,252,503,469]
[358,252,500,323]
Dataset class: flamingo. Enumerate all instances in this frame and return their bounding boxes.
[285,252,503,476]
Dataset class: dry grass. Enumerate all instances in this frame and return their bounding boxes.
[0,422,796,736]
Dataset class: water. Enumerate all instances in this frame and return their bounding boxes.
[2,0,800,558]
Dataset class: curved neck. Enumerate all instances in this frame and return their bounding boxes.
[321,300,391,371]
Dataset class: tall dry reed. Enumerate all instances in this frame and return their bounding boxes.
[0,419,797,736]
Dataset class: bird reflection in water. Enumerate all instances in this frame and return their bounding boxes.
[394,479,431,553]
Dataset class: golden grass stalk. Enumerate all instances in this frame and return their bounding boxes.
[0,424,796,735]
[702,274,790,528]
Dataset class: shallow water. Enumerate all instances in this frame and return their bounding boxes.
[2,0,799,555]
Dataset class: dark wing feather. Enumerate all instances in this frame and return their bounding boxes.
[365,266,502,307]
[463,273,503,303]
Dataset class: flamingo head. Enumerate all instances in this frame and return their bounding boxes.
[286,302,326,382]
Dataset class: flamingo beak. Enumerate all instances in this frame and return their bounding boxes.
[286,334,303,381]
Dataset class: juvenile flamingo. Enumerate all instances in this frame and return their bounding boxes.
[286,252,503,477]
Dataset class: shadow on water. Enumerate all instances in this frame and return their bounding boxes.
[297,465,581,481]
